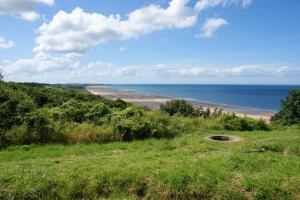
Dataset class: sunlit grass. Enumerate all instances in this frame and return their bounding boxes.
[1,128,300,199]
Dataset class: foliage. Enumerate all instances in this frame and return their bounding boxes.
[160,99,195,117]
[58,99,88,123]
[216,114,270,131]
[0,89,35,136]
[86,103,110,125]
[160,99,223,119]
[25,108,57,143]
[271,89,300,125]
[112,98,128,109]
[0,82,271,148]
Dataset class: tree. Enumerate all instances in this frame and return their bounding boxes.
[0,69,4,82]
[86,103,110,124]
[58,99,88,122]
[271,90,300,125]
[160,99,195,117]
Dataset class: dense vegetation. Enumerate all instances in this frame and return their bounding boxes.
[271,89,300,125]
[0,82,270,148]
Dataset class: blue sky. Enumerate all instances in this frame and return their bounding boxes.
[0,0,300,84]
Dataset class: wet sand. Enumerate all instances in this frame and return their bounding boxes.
[86,86,275,121]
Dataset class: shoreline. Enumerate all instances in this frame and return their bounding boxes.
[86,86,275,121]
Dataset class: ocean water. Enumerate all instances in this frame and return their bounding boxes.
[110,84,300,111]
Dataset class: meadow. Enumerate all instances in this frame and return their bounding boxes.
[1,128,300,199]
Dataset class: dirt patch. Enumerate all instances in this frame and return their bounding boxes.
[206,135,241,142]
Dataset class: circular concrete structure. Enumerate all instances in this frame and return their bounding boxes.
[206,135,241,142]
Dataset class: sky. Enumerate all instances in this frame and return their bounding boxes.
[0,0,300,84]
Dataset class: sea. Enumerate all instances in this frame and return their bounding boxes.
[109,84,300,112]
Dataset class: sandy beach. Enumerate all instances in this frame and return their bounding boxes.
[86,86,275,121]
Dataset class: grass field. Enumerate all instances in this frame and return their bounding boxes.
[1,128,300,199]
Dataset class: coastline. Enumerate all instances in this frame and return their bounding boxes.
[86,85,275,121]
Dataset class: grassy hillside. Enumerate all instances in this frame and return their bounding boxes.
[0,82,299,199]
[1,129,300,199]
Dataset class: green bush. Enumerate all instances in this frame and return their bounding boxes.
[271,90,300,125]
[146,111,176,138]
[58,100,88,122]
[112,98,128,109]
[3,125,31,145]
[161,100,223,119]
[114,110,176,141]
[112,106,145,120]
[86,103,110,125]
[0,92,35,134]
[114,119,152,141]
[217,114,270,131]
[160,99,195,117]
[25,108,56,143]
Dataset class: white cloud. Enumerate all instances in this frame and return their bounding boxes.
[0,0,54,21]
[33,0,253,55]
[1,0,257,83]
[197,17,228,38]
[119,47,128,52]
[20,11,40,21]
[34,0,197,54]
[2,53,73,76]
[2,57,300,83]
[85,61,139,77]
[0,37,14,49]
[151,65,300,77]
[195,0,252,11]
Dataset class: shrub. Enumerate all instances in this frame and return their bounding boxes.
[0,92,35,134]
[3,125,32,145]
[25,108,56,143]
[114,110,176,141]
[146,111,176,138]
[217,114,270,131]
[86,103,110,125]
[112,98,128,109]
[114,119,151,141]
[271,90,300,125]
[112,106,145,120]
[160,99,195,117]
[58,100,88,122]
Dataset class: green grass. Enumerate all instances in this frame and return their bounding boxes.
[1,129,300,199]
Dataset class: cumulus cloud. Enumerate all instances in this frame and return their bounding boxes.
[0,0,54,21]
[34,0,197,54]
[0,37,14,49]
[2,53,73,76]
[1,0,256,83]
[33,0,253,55]
[197,17,228,38]
[195,0,252,11]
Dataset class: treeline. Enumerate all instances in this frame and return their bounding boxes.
[0,82,297,148]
